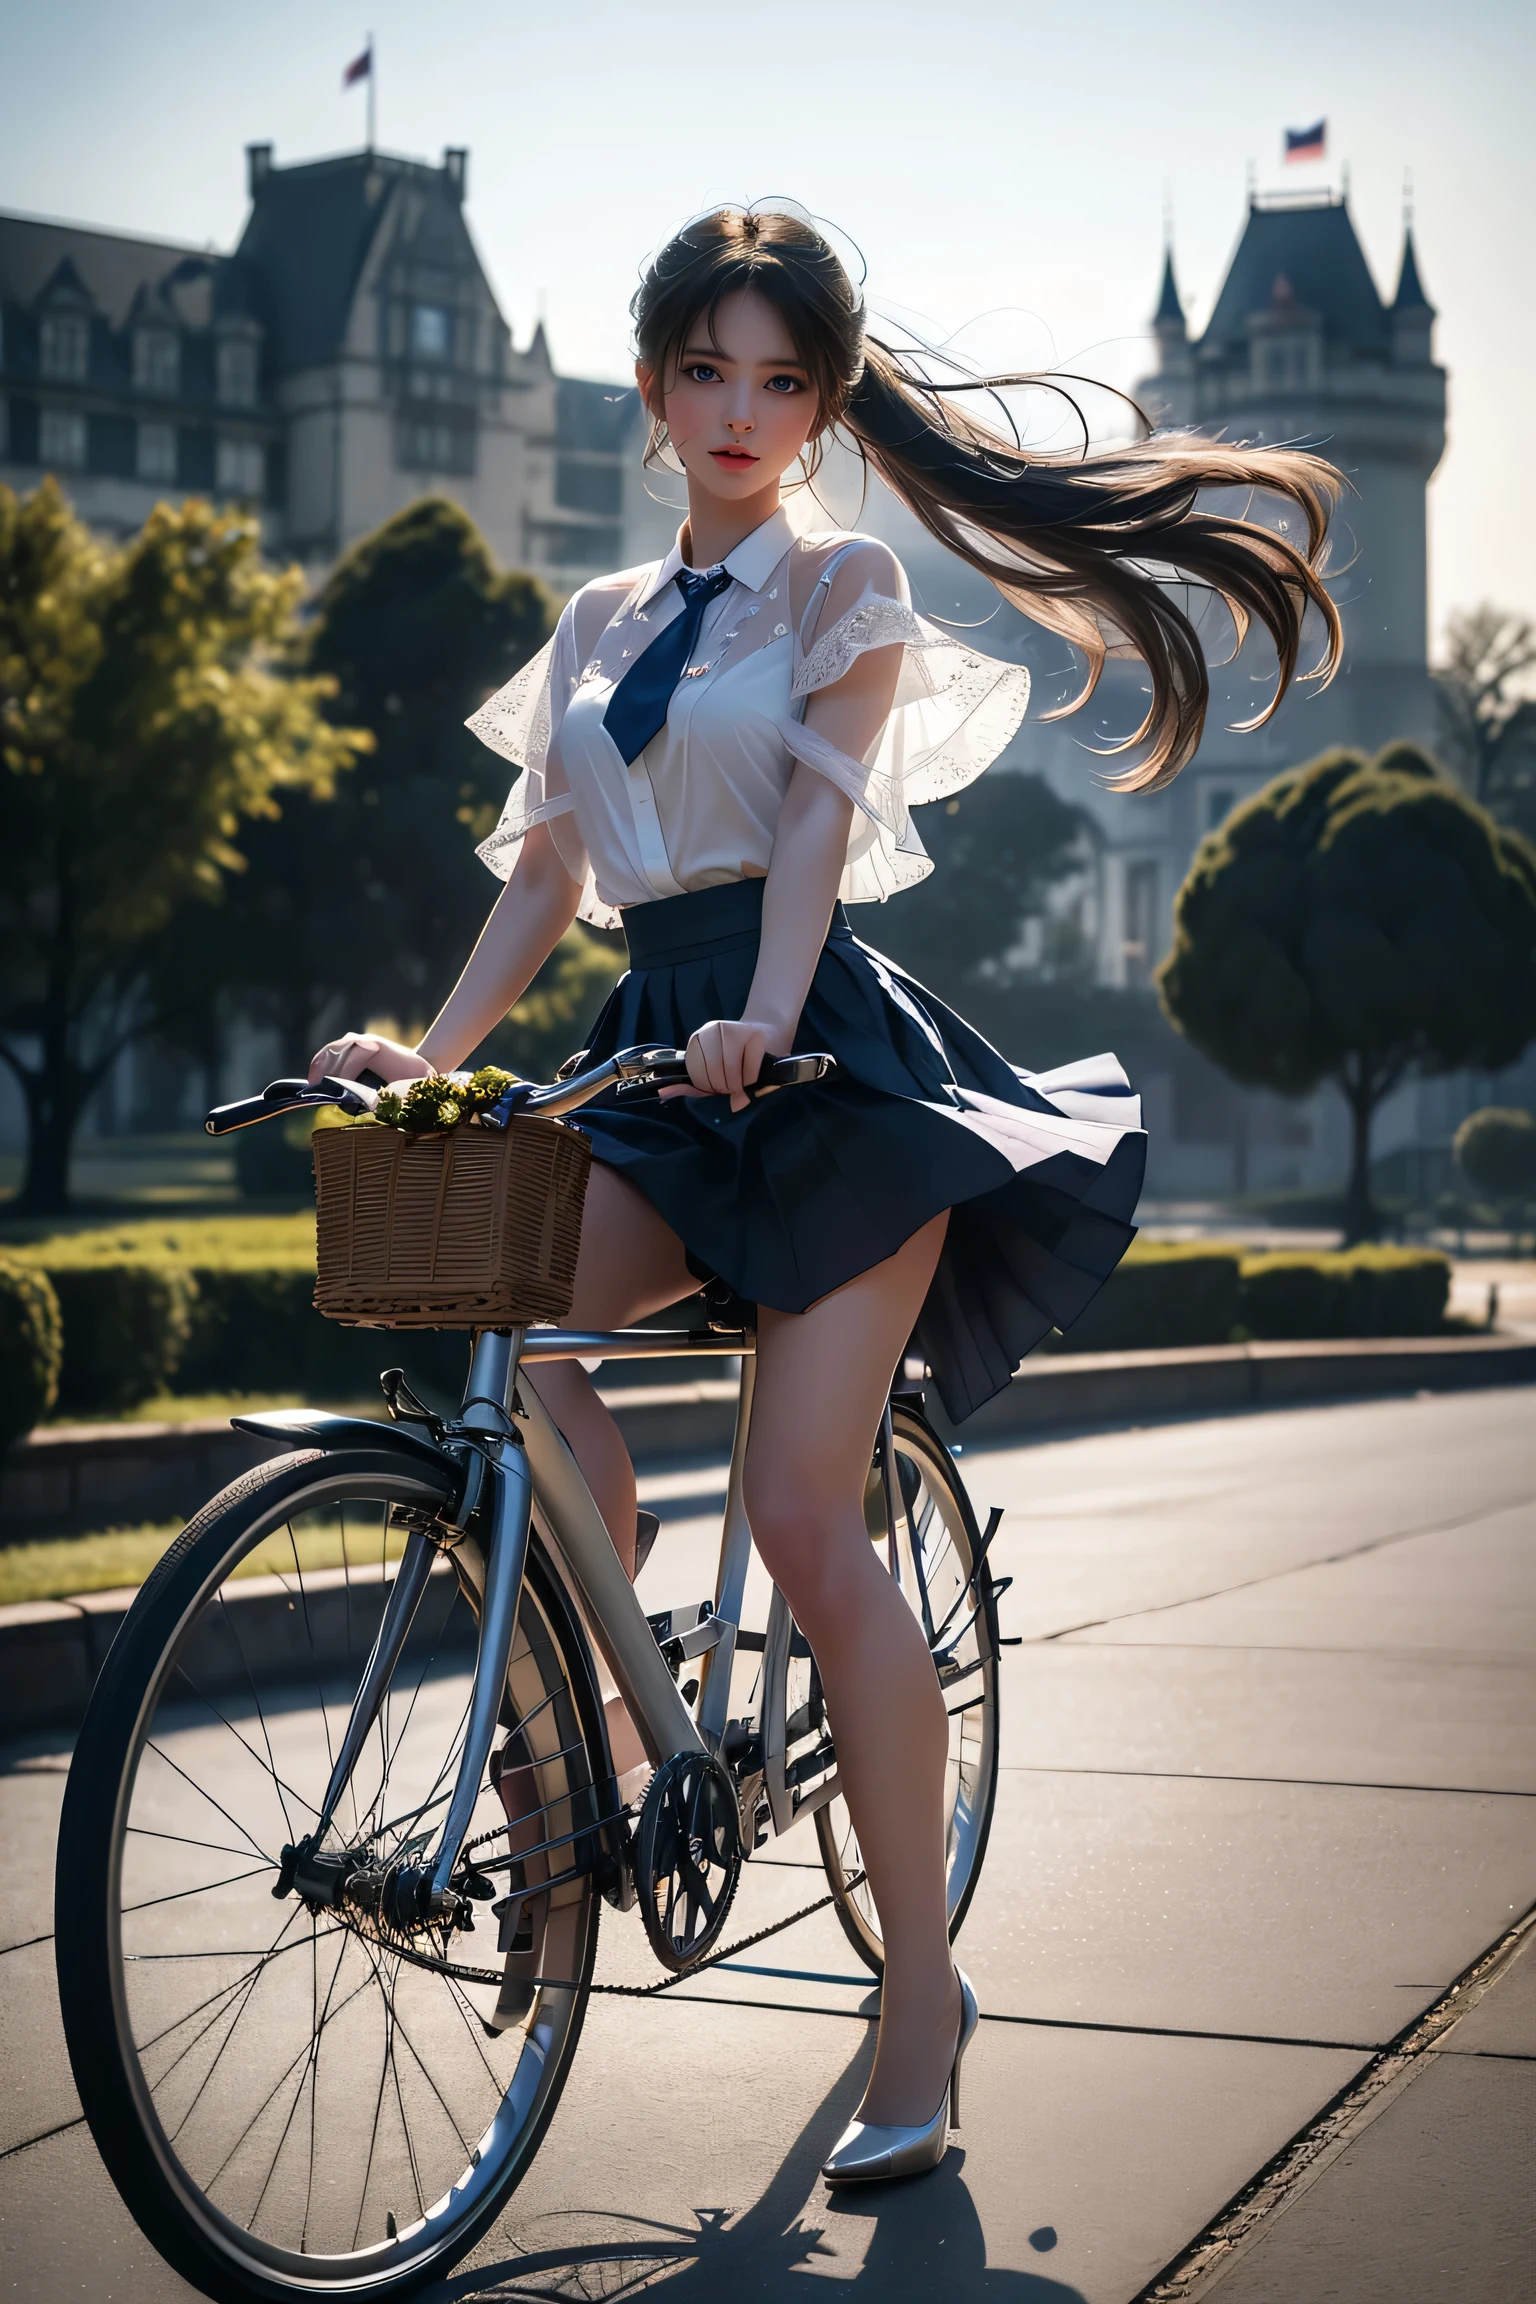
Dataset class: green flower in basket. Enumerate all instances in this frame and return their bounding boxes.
[375,1066,519,1136]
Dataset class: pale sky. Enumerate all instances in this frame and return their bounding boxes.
[3,0,1531,640]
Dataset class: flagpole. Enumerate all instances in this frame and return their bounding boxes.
[367,34,376,152]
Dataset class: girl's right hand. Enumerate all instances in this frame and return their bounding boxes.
[307,1032,433,1089]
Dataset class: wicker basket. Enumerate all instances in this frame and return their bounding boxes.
[312,1117,592,1330]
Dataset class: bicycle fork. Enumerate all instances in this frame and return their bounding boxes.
[285,1330,534,1928]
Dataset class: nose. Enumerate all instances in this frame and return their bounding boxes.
[724,410,754,435]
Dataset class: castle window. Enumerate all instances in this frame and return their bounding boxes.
[216,437,264,497]
[410,304,451,360]
[137,421,177,482]
[1205,787,1235,831]
[40,407,87,468]
[556,456,623,517]
[40,314,89,382]
[217,338,258,408]
[397,411,475,474]
[133,328,180,396]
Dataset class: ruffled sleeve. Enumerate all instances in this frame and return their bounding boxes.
[464,602,617,928]
[784,544,1031,905]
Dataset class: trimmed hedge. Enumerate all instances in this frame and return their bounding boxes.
[0,1218,1458,1438]
[0,1258,63,1449]
[45,1264,195,1412]
[1238,1247,1449,1341]
[1056,1241,1450,1353]
[1056,1243,1242,1353]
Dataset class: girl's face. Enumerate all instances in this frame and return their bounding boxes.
[638,287,821,508]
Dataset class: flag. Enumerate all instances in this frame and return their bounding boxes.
[342,43,372,88]
[1284,120,1326,163]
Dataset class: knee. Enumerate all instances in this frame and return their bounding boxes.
[743,1468,857,1617]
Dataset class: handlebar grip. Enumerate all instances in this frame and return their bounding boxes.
[205,1077,374,1135]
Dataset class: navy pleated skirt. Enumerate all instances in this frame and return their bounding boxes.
[574,878,1146,1425]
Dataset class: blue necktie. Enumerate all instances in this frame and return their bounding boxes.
[604,564,733,765]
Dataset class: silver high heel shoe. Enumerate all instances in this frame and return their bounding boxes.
[821,1968,979,2184]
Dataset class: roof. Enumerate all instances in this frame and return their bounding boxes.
[233,149,494,372]
[1199,198,1389,356]
[0,210,219,329]
[1154,248,1185,326]
[557,375,639,452]
[1392,227,1434,315]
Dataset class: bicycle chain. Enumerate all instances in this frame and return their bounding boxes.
[341,1871,868,1999]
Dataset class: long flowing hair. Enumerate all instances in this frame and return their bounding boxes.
[631,204,1343,792]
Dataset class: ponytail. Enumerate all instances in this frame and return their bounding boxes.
[845,342,1342,792]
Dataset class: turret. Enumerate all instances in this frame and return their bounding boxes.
[1145,245,1193,425]
[1390,226,1435,367]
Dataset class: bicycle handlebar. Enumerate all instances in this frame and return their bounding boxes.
[204,1046,836,1136]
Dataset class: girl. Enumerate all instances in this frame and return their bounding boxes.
[311,203,1339,2184]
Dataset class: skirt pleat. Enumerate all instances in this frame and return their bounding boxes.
[574,878,1146,1425]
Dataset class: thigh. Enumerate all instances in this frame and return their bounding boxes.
[565,1158,696,1328]
[746,1212,948,1510]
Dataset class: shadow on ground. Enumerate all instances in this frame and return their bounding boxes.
[441,2035,1085,2303]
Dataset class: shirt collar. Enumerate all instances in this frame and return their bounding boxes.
[637,502,796,610]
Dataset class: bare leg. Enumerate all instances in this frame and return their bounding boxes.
[743,1213,959,2128]
[523,1162,694,1574]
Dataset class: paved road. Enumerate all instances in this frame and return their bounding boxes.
[2,1386,1533,2302]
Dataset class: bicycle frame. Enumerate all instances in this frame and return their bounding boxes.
[289,1312,846,1921]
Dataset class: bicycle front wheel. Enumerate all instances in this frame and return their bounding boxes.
[813,1402,1000,1973]
[55,1445,606,2303]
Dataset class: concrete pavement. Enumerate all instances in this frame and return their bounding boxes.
[2,1385,1533,2301]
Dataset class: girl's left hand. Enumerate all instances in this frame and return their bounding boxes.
[662,1018,790,1113]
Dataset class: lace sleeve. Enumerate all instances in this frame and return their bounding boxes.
[790,596,932,700]
[465,606,611,922]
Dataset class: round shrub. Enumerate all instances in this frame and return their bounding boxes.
[0,1257,64,1448]
[1455,1108,1536,1207]
[46,1264,195,1414]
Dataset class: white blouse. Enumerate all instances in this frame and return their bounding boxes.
[465,502,1031,932]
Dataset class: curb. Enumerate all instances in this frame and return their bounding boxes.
[0,1556,469,1739]
[0,1334,1530,1743]
[2,1338,1530,1547]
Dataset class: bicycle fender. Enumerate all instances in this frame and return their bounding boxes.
[231,1408,455,1480]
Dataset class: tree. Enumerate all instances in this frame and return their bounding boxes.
[1436,605,1536,842]
[1455,1107,1536,1241]
[201,498,558,1059]
[0,482,366,1212]
[869,771,1089,1002]
[1157,743,1536,1243]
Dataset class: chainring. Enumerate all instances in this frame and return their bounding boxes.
[635,1750,743,1972]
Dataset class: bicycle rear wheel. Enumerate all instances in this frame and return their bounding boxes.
[55,1445,606,2303]
[810,1403,1000,1973]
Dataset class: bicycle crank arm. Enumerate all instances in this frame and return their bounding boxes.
[428,1439,534,1903]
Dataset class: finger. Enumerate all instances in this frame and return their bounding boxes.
[308,1035,352,1085]
[658,1083,705,1101]
[685,1033,713,1095]
[733,1027,768,1111]
[695,1025,731,1099]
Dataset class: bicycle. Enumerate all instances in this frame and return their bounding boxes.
[55,1044,1004,2303]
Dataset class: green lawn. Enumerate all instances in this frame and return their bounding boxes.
[0,1514,413,1606]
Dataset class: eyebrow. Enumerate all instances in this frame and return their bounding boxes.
[681,342,809,370]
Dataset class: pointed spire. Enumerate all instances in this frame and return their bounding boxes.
[1155,246,1185,327]
[1392,226,1433,315]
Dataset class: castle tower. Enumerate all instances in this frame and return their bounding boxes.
[1137,191,1447,753]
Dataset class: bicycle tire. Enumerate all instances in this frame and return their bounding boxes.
[55,1444,605,2304]
[812,1403,1001,1973]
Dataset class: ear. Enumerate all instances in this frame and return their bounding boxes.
[635,360,665,423]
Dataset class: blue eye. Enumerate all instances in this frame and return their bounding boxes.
[765,375,804,394]
[687,363,721,384]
